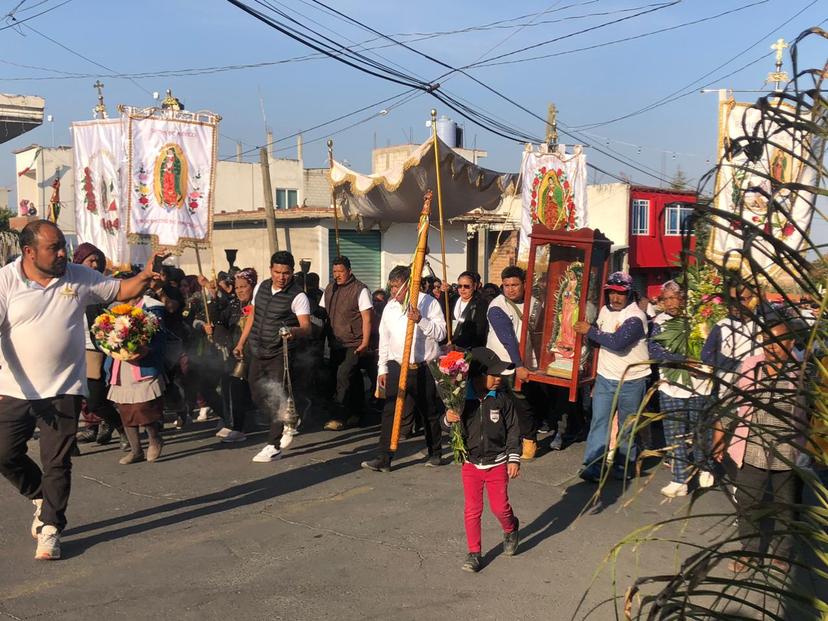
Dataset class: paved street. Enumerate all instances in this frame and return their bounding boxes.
[0,417,731,621]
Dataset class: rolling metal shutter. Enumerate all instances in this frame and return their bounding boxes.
[329,229,382,292]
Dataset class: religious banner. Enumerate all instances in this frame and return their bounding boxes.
[708,98,818,278]
[125,112,218,249]
[518,145,588,263]
[72,119,129,265]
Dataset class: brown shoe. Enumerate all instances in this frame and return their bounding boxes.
[521,439,537,461]
[147,439,164,462]
[119,452,145,465]
[324,419,345,431]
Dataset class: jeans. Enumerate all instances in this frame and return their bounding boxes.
[582,375,647,476]
[660,392,712,484]
[462,463,516,554]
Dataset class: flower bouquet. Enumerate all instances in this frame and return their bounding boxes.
[428,350,471,464]
[93,303,160,361]
[652,264,728,384]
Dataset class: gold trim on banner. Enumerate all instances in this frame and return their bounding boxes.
[124,110,219,253]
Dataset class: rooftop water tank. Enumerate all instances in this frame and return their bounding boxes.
[435,115,457,148]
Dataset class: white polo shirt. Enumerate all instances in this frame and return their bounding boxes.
[0,258,121,400]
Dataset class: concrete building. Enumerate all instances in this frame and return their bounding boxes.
[0,94,44,144]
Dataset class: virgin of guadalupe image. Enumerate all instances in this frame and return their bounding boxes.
[154,144,188,209]
[548,261,583,361]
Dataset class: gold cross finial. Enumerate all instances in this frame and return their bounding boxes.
[93,80,107,119]
[771,38,788,65]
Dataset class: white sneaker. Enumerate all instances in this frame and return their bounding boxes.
[31,499,43,539]
[195,407,211,422]
[252,444,282,463]
[221,430,247,443]
[660,481,688,498]
[698,470,715,489]
[35,525,60,560]
[279,433,294,450]
[215,427,232,439]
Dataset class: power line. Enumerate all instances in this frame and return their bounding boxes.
[0,0,72,32]
[572,0,820,130]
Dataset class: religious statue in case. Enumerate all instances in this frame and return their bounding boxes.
[518,225,612,401]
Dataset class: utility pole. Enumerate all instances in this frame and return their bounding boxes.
[260,147,279,253]
[546,103,558,149]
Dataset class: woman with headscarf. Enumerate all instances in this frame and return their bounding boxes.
[215,268,257,442]
[73,243,128,450]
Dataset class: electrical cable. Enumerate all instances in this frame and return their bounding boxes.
[0,0,72,32]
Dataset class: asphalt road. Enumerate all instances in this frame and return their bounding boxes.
[0,417,733,621]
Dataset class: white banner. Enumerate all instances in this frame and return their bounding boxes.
[518,146,588,262]
[72,119,129,265]
[126,115,217,249]
[708,99,817,278]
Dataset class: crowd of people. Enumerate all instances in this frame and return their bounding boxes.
[0,219,819,578]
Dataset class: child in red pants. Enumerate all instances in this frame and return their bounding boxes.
[444,347,521,573]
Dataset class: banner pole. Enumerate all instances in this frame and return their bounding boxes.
[389,191,433,452]
[328,139,341,258]
[194,245,213,336]
[430,109,452,343]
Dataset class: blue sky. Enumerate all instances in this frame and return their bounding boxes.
[1,0,825,199]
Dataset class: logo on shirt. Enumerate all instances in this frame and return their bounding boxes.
[489,409,500,423]
[59,285,78,300]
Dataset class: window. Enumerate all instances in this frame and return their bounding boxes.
[275,188,298,210]
[631,199,649,235]
[664,202,694,236]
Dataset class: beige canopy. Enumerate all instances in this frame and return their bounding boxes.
[330,137,517,223]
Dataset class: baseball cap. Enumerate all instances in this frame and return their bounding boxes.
[604,271,633,292]
[469,347,515,376]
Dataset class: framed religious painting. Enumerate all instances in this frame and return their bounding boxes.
[518,225,612,401]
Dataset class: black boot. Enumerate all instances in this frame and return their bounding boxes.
[76,425,98,443]
[360,453,391,473]
[462,553,481,573]
[503,517,520,556]
[96,421,114,445]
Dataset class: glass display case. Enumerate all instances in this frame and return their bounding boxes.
[518,225,612,401]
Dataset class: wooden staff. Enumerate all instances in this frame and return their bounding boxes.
[194,245,213,337]
[430,109,452,342]
[389,191,433,452]
[328,139,341,257]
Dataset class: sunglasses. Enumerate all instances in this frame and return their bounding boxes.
[457,284,473,289]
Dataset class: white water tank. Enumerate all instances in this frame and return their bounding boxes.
[436,115,457,148]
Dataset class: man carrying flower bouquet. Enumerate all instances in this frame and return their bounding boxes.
[361,264,446,472]
[0,220,165,560]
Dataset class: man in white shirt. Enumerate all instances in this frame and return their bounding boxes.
[0,220,163,560]
[361,265,447,472]
[234,251,311,464]
[573,272,650,482]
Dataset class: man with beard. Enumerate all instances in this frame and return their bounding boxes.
[0,220,163,560]
[574,272,650,482]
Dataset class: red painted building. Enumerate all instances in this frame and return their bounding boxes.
[627,185,698,299]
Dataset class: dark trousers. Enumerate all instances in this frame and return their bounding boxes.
[330,347,364,422]
[183,361,223,416]
[0,394,82,532]
[378,362,441,456]
[220,374,254,432]
[507,378,544,441]
[249,353,295,447]
[86,376,122,431]
[735,463,797,556]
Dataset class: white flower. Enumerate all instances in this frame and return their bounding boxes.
[106,332,124,348]
[113,315,131,332]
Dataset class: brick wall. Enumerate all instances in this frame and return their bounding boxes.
[487,230,518,283]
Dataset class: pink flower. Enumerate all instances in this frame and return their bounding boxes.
[188,201,198,210]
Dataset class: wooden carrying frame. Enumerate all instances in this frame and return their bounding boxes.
[518,225,612,402]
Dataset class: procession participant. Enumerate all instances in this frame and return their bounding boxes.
[73,243,125,448]
[573,272,650,482]
[361,265,447,472]
[233,251,311,463]
[649,280,715,498]
[216,268,257,443]
[105,275,167,465]
[0,220,162,560]
[320,256,372,431]
[486,266,544,461]
[443,347,521,573]
[451,271,490,351]
[714,318,807,573]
